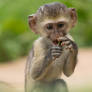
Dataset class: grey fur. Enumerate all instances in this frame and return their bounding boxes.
[36,2,69,21]
[25,36,78,92]
[26,2,78,92]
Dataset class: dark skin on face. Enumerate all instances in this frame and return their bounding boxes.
[44,21,68,45]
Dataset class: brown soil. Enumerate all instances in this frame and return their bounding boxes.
[0,48,92,90]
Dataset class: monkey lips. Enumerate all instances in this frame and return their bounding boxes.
[53,38,63,46]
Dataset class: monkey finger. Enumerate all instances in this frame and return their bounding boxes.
[61,41,70,46]
[52,56,58,60]
[51,46,62,50]
[52,55,60,59]
[65,44,73,50]
[68,44,73,48]
[52,53,61,56]
[57,37,68,41]
[51,50,62,53]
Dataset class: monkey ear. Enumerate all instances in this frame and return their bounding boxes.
[69,8,77,27]
[28,14,38,34]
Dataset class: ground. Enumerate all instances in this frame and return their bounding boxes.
[0,48,92,92]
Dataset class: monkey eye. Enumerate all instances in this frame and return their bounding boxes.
[57,22,64,28]
[46,24,53,30]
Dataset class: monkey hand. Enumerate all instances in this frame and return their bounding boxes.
[51,46,62,60]
[57,37,77,52]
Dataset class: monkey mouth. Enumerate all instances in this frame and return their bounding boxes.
[52,39,62,46]
[52,33,67,45]
[48,35,63,45]
[53,40,58,45]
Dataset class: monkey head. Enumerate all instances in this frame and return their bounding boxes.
[28,2,77,43]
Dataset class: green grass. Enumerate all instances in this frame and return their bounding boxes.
[0,0,92,62]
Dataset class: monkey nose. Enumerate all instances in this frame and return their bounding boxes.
[56,33,60,38]
[56,34,59,38]
[60,33,63,37]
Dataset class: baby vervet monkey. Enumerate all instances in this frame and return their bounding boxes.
[25,2,78,92]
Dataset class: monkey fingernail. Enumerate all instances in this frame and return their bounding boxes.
[61,42,65,46]
[65,47,68,49]
[52,56,57,60]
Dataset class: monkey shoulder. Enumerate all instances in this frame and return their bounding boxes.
[33,37,46,48]
[33,37,50,57]
[25,37,45,75]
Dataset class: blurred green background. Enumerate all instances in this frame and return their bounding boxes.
[0,0,92,62]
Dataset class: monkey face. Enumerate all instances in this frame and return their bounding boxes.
[44,21,68,41]
[40,16,71,43]
[28,2,77,43]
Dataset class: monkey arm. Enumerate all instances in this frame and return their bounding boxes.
[30,49,53,80]
[29,39,53,80]
[63,42,78,77]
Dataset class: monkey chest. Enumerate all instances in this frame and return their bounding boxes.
[43,49,69,81]
[44,57,65,81]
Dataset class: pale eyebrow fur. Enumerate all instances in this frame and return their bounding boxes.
[41,17,70,26]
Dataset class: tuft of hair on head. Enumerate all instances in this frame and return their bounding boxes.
[28,2,77,34]
[36,2,69,20]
